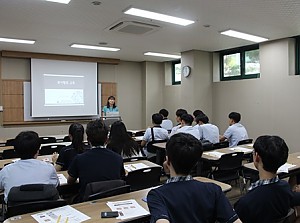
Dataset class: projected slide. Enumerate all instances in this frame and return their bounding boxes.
[43,74,84,106]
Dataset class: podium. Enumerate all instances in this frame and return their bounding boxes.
[101,115,121,128]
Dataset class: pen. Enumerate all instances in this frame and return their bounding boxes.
[131,165,136,169]
[114,202,133,206]
[65,217,69,223]
[56,215,61,223]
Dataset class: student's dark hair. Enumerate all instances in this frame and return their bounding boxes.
[86,119,108,146]
[106,95,116,109]
[159,109,169,118]
[195,114,209,124]
[193,109,204,118]
[181,114,194,126]
[69,123,85,152]
[166,133,203,175]
[107,121,140,157]
[175,109,188,118]
[228,112,241,123]
[152,113,163,125]
[253,135,289,173]
[14,131,41,159]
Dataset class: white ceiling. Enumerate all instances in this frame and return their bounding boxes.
[1,0,300,62]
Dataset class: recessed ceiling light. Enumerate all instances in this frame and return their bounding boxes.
[220,29,268,43]
[144,52,181,59]
[45,0,71,4]
[0,37,35,44]
[70,44,120,52]
[124,7,194,26]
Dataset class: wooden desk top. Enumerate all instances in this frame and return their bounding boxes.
[4,176,231,223]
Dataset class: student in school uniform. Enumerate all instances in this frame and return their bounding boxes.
[220,112,248,147]
[234,135,300,223]
[193,109,205,124]
[0,131,59,202]
[169,108,187,136]
[175,114,200,140]
[194,114,219,144]
[147,133,241,223]
[141,113,169,158]
[159,109,173,133]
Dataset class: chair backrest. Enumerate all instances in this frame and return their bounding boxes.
[123,157,147,163]
[87,185,131,201]
[275,208,296,223]
[237,138,253,145]
[82,180,126,202]
[5,139,16,147]
[218,152,244,171]
[2,149,19,159]
[39,144,65,155]
[120,215,151,223]
[201,140,214,151]
[63,135,71,142]
[147,140,167,154]
[134,131,145,137]
[39,137,57,144]
[125,166,162,191]
[213,141,229,149]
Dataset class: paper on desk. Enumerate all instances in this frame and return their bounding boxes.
[277,163,296,173]
[11,158,20,163]
[134,136,144,141]
[124,163,149,172]
[107,199,149,220]
[31,205,90,223]
[231,146,253,153]
[57,173,67,185]
[203,151,225,158]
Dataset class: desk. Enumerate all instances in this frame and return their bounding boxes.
[243,152,300,179]
[4,177,231,223]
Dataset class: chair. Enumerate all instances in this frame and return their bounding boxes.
[275,208,296,223]
[39,144,65,155]
[5,184,66,218]
[134,131,145,137]
[123,157,147,163]
[213,141,229,149]
[82,180,127,202]
[147,140,167,166]
[125,166,162,191]
[201,140,214,151]
[5,139,15,147]
[210,152,244,193]
[237,138,253,145]
[120,215,151,223]
[63,135,71,142]
[39,137,57,144]
[2,149,19,159]
[87,185,130,201]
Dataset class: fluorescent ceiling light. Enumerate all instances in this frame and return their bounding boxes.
[70,44,120,52]
[45,0,71,4]
[0,37,35,44]
[124,7,194,26]
[144,52,181,59]
[220,30,268,43]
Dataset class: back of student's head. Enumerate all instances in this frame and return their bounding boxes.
[109,121,129,142]
[159,109,169,118]
[254,135,289,173]
[181,114,194,126]
[166,133,203,175]
[69,123,85,152]
[152,113,163,125]
[193,109,204,118]
[86,119,108,146]
[14,131,41,159]
[195,114,209,124]
[228,112,241,123]
[175,109,187,118]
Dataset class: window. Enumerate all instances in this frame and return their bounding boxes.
[220,45,260,81]
[172,60,181,85]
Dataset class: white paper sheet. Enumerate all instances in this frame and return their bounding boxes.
[31,205,90,223]
[107,199,149,220]
[57,173,67,185]
[124,163,149,172]
[203,151,225,158]
[230,146,253,153]
[277,163,296,173]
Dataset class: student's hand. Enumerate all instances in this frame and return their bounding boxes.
[52,152,58,164]
[163,161,170,174]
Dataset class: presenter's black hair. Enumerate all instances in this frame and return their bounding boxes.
[106,96,116,109]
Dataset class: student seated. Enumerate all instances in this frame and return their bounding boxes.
[193,109,204,124]
[67,119,125,201]
[234,135,300,223]
[107,121,142,158]
[175,114,200,140]
[141,113,169,158]
[147,133,241,223]
[53,123,90,171]
[220,112,248,147]
[159,109,173,132]
[169,108,187,136]
[0,131,59,202]
[194,114,219,144]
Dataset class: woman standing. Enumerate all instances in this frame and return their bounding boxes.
[102,96,119,116]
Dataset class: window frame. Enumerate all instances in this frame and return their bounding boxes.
[295,36,300,75]
[172,60,181,85]
[220,44,260,81]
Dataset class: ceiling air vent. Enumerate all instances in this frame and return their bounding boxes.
[108,21,161,35]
